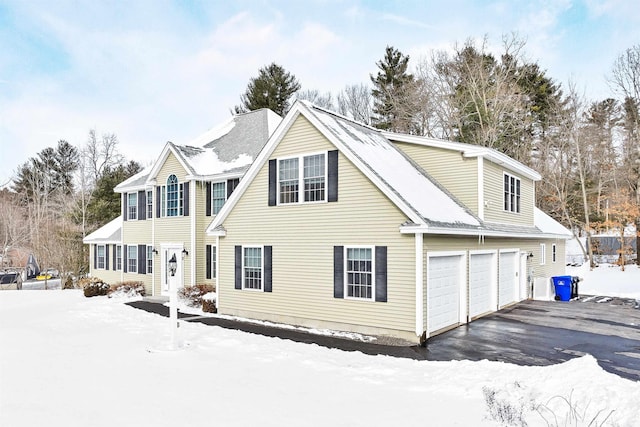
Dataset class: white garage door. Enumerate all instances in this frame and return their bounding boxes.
[428,255,463,333]
[499,251,517,308]
[469,253,494,318]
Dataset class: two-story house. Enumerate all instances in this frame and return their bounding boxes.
[83,109,282,296]
[206,101,570,344]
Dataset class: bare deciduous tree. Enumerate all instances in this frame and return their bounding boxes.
[336,84,373,125]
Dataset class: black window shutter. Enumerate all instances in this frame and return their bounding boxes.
[264,246,272,292]
[206,244,212,279]
[375,246,387,302]
[138,245,146,275]
[333,246,344,298]
[205,182,212,216]
[227,178,239,198]
[105,245,110,270]
[93,245,97,269]
[123,245,128,273]
[122,194,127,221]
[328,150,338,202]
[268,159,277,206]
[138,190,146,220]
[234,245,242,290]
[183,182,190,216]
[156,187,161,218]
[112,245,117,271]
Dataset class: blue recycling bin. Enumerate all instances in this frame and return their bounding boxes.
[552,276,572,301]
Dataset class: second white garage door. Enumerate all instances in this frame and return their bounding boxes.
[428,255,464,333]
[499,251,518,308]
[469,253,496,318]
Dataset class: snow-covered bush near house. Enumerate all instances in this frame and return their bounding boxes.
[107,281,145,299]
[177,284,214,307]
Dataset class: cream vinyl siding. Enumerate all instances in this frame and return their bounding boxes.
[483,161,534,226]
[195,180,217,287]
[88,245,122,285]
[219,116,416,338]
[392,142,479,214]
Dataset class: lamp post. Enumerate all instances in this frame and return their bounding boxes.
[167,253,179,350]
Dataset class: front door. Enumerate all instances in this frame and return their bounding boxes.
[161,244,183,296]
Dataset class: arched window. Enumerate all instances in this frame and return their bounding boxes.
[166,174,179,217]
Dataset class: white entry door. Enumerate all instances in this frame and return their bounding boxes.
[498,251,518,308]
[428,254,464,334]
[469,252,496,318]
[161,244,183,296]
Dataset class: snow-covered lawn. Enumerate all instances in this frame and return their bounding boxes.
[1,266,640,426]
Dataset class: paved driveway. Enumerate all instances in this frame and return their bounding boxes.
[127,296,640,381]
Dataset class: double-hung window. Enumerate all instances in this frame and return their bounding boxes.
[116,245,122,271]
[127,193,138,220]
[346,247,373,300]
[503,173,521,213]
[166,175,180,217]
[147,245,153,274]
[278,153,326,204]
[212,182,226,215]
[146,190,153,219]
[279,158,299,204]
[243,247,262,290]
[211,246,217,279]
[96,245,105,269]
[128,245,138,273]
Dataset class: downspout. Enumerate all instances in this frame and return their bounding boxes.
[216,234,220,309]
[190,179,196,286]
[151,186,155,296]
[415,232,425,345]
[477,156,484,221]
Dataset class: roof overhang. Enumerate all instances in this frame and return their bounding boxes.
[399,224,571,239]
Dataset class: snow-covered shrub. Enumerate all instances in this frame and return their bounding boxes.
[178,284,215,307]
[80,277,110,297]
[62,275,75,290]
[202,292,217,313]
[108,281,145,298]
[483,382,533,427]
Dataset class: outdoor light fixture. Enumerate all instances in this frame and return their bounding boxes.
[527,252,534,259]
[182,248,189,256]
[168,254,177,277]
[152,248,158,255]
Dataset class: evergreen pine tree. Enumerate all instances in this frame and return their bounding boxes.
[370,46,414,130]
[235,63,301,116]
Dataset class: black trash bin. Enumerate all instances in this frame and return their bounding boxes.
[570,276,580,299]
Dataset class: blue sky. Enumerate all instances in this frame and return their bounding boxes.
[1,0,638,186]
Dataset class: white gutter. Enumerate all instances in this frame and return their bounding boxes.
[399,225,572,239]
[190,178,196,286]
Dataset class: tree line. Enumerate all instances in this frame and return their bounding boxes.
[235,36,640,264]
[1,132,141,277]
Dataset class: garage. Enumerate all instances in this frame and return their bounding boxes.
[427,254,464,334]
[498,251,518,308]
[469,252,496,318]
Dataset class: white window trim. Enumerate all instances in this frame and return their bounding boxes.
[503,172,521,214]
[552,243,557,263]
[277,151,328,205]
[128,244,138,273]
[116,245,122,271]
[165,175,184,217]
[344,245,376,301]
[242,245,264,291]
[540,243,546,266]
[211,181,227,215]
[211,245,217,279]
[127,192,138,220]
[96,244,105,269]
[146,190,153,220]
[146,245,153,274]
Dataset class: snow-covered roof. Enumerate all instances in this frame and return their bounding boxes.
[117,109,281,192]
[534,208,572,237]
[83,216,122,244]
[305,105,480,227]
